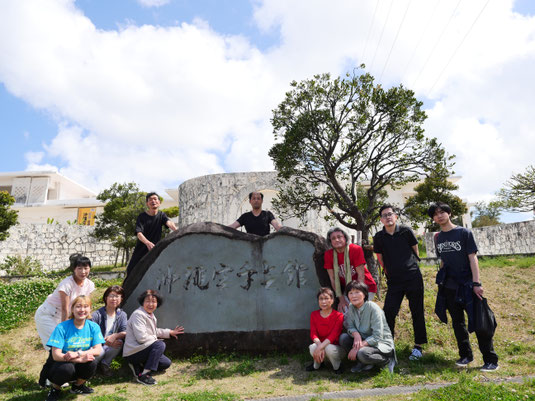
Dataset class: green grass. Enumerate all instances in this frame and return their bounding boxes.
[478,255,535,269]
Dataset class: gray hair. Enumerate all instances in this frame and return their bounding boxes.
[326,227,349,248]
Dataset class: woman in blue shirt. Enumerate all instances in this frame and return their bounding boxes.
[44,295,105,401]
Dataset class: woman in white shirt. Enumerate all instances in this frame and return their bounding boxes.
[35,254,95,350]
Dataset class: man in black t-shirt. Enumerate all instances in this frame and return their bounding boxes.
[373,205,427,361]
[429,201,498,372]
[126,192,177,275]
[228,191,282,236]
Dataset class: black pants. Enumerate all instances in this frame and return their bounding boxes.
[444,288,498,364]
[48,358,97,386]
[383,283,427,345]
[126,340,171,372]
[126,245,148,276]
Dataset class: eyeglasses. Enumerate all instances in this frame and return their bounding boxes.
[107,294,121,299]
[381,212,395,218]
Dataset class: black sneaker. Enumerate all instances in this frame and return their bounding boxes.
[46,387,61,401]
[480,362,499,372]
[70,383,94,394]
[305,362,323,371]
[455,357,473,367]
[334,365,344,375]
[137,373,156,385]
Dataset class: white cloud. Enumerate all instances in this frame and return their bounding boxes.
[137,0,170,8]
[24,151,44,164]
[0,0,534,219]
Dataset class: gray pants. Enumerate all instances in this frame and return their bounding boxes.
[339,333,390,366]
[95,344,122,367]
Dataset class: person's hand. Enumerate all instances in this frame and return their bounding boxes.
[473,285,484,300]
[146,241,155,251]
[313,346,325,363]
[338,297,349,313]
[110,339,123,349]
[105,334,116,347]
[63,351,78,361]
[348,348,358,361]
[170,326,184,338]
[80,353,95,363]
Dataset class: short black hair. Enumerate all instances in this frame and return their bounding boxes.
[146,192,160,202]
[317,287,335,300]
[344,280,369,301]
[427,202,452,219]
[69,254,91,272]
[103,285,125,306]
[379,204,396,217]
[249,191,264,200]
[137,289,163,308]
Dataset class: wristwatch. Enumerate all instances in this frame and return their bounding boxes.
[77,350,83,357]
[472,282,482,287]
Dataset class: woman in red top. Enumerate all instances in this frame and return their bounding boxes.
[306,287,345,374]
[324,227,377,313]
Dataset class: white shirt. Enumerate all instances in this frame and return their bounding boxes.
[45,276,95,309]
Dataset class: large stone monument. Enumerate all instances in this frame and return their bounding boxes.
[122,222,330,355]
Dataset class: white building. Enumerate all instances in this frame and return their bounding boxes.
[0,171,177,225]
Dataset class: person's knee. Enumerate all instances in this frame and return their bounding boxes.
[339,333,352,350]
[309,343,317,355]
[153,340,166,352]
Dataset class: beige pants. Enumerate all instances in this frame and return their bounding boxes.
[309,343,345,370]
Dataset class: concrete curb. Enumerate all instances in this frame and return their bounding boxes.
[250,375,535,400]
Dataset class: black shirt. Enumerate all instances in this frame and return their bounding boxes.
[237,210,275,236]
[373,224,421,285]
[134,211,170,246]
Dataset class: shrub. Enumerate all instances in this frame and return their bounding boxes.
[0,277,57,332]
[0,255,43,276]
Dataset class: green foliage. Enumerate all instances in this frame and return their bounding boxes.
[403,167,467,231]
[0,278,57,332]
[0,255,43,276]
[0,191,18,241]
[93,182,146,264]
[478,255,535,269]
[497,165,535,213]
[471,201,503,227]
[269,67,452,243]
[162,206,179,218]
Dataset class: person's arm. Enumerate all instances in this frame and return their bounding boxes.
[412,244,419,257]
[270,219,282,231]
[468,253,483,300]
[327,269,348,312]
[59,291,70,322]
[166,220,177,231]
[228,221,241,229]
[137,232,155,251]
[355,264,366,283]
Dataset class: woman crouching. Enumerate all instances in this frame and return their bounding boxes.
[340,281,396,373]
[307,287,345,374]
[91,285,128,376]
[44,295,104,401]
[123,289,184,385]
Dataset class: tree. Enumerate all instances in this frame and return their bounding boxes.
[93,183,146,266]
[269,68,452,266]
[496,165,535,214]
[471,201,502,228]
[403,167,467,231]
[0,191,18,241]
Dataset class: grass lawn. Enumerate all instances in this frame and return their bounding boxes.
[0,257,534,400]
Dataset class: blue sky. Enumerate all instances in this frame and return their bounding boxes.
[1,0,534,223]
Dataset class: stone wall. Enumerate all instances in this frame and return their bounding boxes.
[424,220,535,257]
[178,171,338,238]
[0,223,116,272]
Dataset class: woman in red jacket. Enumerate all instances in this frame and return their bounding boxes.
[306,287,345,374]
